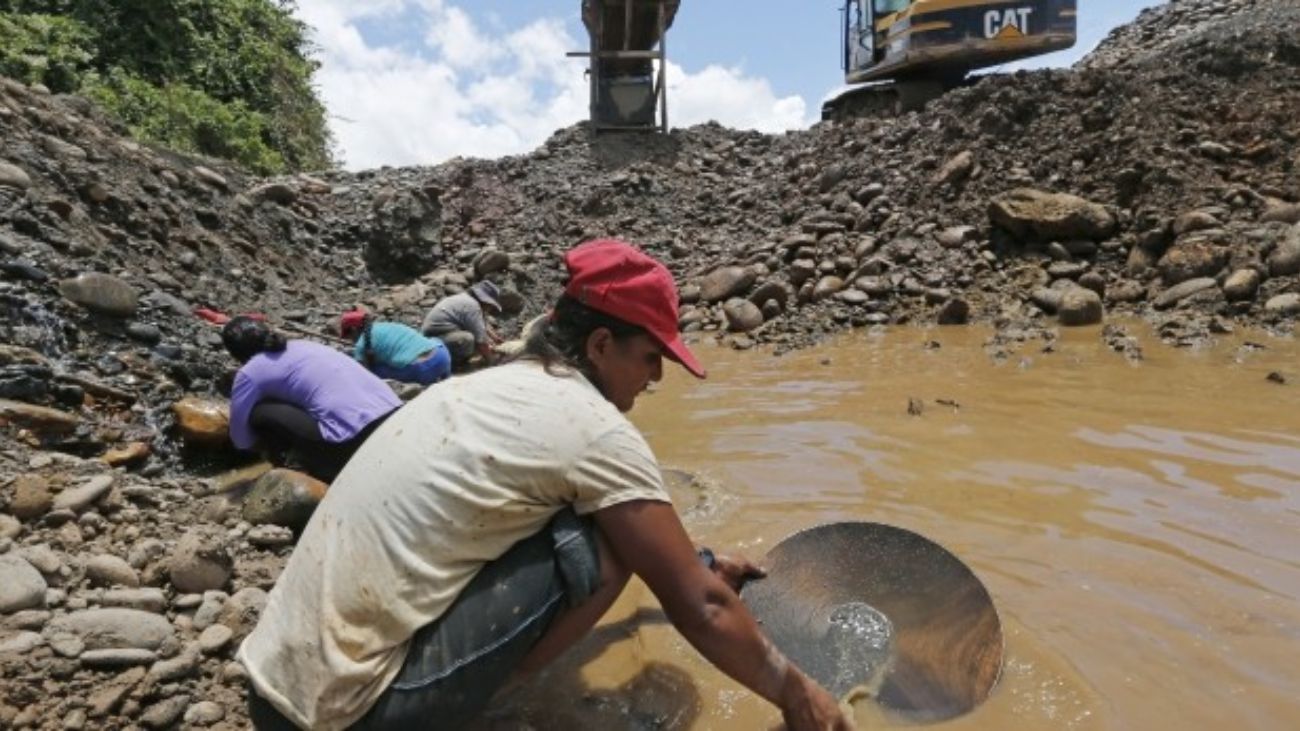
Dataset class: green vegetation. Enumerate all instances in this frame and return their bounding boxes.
[0,0,332,174]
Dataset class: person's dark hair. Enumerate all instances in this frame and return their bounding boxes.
[221,316,287,364]
[514,295,646,381]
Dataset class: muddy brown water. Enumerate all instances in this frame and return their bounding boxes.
[484,322,1300,731]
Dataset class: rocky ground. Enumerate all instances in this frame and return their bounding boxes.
[1,0,1298,727]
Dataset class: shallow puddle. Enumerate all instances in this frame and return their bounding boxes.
[486,322,1300,730]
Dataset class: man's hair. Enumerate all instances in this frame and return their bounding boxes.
[514,295,646,380]
[221,316,287,364]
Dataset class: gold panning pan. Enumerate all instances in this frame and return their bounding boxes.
[740,522,1003,723]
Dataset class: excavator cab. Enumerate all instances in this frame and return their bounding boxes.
[828,0,1077,118]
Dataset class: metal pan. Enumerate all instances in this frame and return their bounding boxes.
[740,522,1003,724]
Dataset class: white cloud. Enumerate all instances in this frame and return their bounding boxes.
[295,2,812,170]
[668,63,809,133]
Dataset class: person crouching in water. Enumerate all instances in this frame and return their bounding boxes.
[239,239,853,731]
[221,316,402,482]
[338,310,452,386]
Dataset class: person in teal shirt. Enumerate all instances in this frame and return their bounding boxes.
[339,311,452,386]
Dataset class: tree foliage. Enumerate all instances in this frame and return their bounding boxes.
[0,0,332,174]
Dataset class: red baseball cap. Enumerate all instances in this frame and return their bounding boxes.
[564,239,705,379]
[338,309,367,336]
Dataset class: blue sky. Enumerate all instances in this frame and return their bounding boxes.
[295,1,1166,170]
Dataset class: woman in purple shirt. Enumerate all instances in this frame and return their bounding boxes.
[222,316,402,481]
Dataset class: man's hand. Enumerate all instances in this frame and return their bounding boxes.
[712,553,766,593]
[779,669,856,731]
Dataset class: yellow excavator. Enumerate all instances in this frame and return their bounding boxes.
[824,0,1077,119]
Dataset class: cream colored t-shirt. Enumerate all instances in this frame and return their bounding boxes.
[237,361,670,729]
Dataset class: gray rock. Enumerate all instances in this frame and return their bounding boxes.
[472,247,510,277]
[86,666,145,717]
[1077,271,1106,296]
[1058,288,1104,326]
[249,182,296,205]
[836,289,870,305]
[125,322,162,345]
[699,266,756,302]
[988,188,1116,242]
[100,588,167,613]
[148,645,201,682]
[84,555,141,588]
[1261,200,1300,225]
[1222,269,1262,302]
[1268,226,1300,277]
[9,474,53,520]
[44,608,175,651]
[0,630,42,654]
[169,527,233,593]
[0,554,47,613]
[80,648,157,668]
[140,695,191,729]
[934,150,974,186]
[1265,293,1300,315]
[184,701,225,726]
[198,624,233,654]
[0,160,32,189]
[192,592,227,630]
[812,276,845,302]
[1173,210,1220,235]
[1158,242,1228,285]
[722,298,764,332]
[936,226,976,249]
[747,280,791,308]
[52,475,114,512]
[1155,278,1217,309]
[58,273,139,317]
[193,165,228,189]
[246,524,294,547]
[217,587,268,640]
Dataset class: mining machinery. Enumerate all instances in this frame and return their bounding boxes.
[825,0,1078,119]
[572,0,680,131]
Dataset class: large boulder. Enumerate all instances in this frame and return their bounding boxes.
[44,608,174,652]
[57,273,138,317]
[698,266,757,303]
[242,468,328,532]
[361,187,444,283]
[989,189,1116,243]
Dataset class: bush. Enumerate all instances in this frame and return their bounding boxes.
[0,12,95,93]
[0,1,332,173]
[83,69,287,174]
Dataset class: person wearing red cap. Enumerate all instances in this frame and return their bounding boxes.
[338,310,452,386]
[240,240,853,731]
